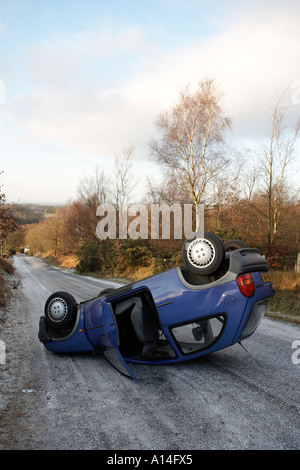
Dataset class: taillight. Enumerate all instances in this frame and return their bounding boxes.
[237,273,255,297]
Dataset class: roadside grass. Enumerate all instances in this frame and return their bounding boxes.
[30,251,300,325]
[0,274,5,308]
[41,251,78,269]
[267,271,300,324]
[0,257,14,311]
[0,257,14,275]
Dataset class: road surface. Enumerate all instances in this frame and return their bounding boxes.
[1,254,300,450]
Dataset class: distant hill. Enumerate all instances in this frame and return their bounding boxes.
[12,203,60,225]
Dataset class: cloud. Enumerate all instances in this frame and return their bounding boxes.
[22,25,147,88]
[4,0,300,165]
[120,1,300,137]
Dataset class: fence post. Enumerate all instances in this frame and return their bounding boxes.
[0,340,5,364]
[296,253,300,273]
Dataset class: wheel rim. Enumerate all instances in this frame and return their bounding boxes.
[187,238,216,269]
[47,297,68,323]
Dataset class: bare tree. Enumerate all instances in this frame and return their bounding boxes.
[78,166,109,209]
[150,78,231,227]
[44,208,65,256]
[146,170,190,205]
[258,92,300,251]
[113,145,136,210]
[0,175,18,256]
[76,147,136,242]
[212,171,241,231]
[77,167,110,244]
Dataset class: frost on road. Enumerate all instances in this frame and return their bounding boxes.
[1,255,300,450]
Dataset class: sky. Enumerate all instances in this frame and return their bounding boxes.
[0,0,300,204]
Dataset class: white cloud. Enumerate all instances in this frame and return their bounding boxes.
[2,0,300,203]
[22,2,300,148]
[120,1,300,137]
[23,25,147,88]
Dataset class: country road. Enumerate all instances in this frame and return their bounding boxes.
[1,254,300,450]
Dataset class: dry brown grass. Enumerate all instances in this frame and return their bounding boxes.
[42,252,78,269]
[0,258,14,309]
[0,274,5,308]
[0,257,14,275]
[267,271,300,322]
[270,271,300,291]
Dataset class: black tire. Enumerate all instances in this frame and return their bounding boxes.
[224,239,249,252]
[44,291,77,329]
[181,231,225,275]
[99,288,115,296]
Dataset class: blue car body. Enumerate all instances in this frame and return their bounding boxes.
[39,245,274,380]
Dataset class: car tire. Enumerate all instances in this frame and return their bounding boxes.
[224,239,249,252]
[44,291,77,329]
[99,288,115,296]
[182,231,225,275]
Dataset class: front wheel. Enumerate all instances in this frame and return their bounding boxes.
[181,231,225,275]
[44,291,77,329]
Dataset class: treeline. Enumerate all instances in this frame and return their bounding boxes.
[13,204,57,225]
[5,78,300,277]
[7,191,300,278]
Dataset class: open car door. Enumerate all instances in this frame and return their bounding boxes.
[101,301,137,380]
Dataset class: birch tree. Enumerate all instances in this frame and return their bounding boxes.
[150,78,231,228]
[259,93,300,251]
[113,145,136,211]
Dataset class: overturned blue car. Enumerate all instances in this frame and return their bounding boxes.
[38,232,274,380]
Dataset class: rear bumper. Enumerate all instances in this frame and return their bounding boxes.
[239,298,270,339]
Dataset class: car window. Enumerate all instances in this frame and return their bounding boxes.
[170,315,226,355]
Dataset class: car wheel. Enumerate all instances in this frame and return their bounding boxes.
[99,288,115,296]
[224,239,249,252]
[44,291,77,329]
[182,231,225,275]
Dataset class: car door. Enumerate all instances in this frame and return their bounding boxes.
[101,301,137,380]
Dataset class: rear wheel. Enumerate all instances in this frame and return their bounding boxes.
[99,288,115,296]
[182,231,225,275]
[44,291,77,329]
[224,239,249,252]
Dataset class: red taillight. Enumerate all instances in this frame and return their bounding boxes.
[237,273,255,297]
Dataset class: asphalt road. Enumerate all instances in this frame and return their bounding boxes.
[1,254,300,450]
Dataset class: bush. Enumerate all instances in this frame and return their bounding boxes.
[0,274,5,308]
[0,257,14,275]
[76,243,102,273]
[76,240,154,275]
[116,243,153,272]
[76,241,116,274]
[152,251,181,274]
[0,259,14,309]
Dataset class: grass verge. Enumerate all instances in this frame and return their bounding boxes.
[267,271,300,324]
[0,257,14,312]
[31,252,300,325]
